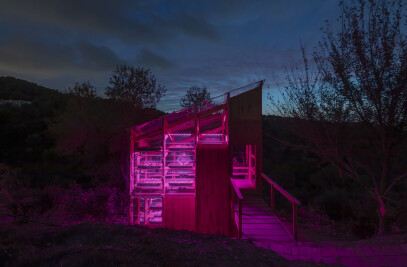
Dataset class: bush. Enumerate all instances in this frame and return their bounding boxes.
[352,216,375,238]
[64,185,128,224]
[313,190,353,221]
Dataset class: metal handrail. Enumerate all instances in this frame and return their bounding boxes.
[261,173,301,241]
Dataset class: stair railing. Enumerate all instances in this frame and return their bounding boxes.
[261,173,301,241]
[230,178,243,239]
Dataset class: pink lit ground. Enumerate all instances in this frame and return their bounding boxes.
[239,194,407,266]
[254,238,407,267]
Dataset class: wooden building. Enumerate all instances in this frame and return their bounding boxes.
[129,81,264,237]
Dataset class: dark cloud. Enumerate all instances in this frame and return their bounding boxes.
[76,42,124,70]
[0,0,340,112]
[137,49,174,70]
[0,0,220,45]
[0,36,123,74]
[168,14,220,41]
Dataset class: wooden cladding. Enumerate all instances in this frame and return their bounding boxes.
[196,143,231,235]
[228,85,262,192]
[163,196,196,231]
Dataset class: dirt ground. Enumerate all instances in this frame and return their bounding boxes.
[0,222,334,267]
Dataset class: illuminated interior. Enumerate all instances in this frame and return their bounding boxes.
[232,145,256,187]
[129,81,263,229]
[130,94,229,226]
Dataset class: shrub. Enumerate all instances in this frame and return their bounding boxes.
[313,190,353,221]
[64,184,128,224]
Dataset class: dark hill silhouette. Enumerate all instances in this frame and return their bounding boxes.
[0,76,62,101]
[0,76,165,188]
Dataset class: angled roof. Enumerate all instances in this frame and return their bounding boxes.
[131,80,264,140]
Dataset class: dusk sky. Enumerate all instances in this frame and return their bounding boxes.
[0,0,341,112]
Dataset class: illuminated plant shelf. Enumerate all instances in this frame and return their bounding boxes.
[138,197,163,225]
[129,80,264,236]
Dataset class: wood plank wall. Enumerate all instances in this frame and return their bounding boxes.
[163,197,196,231]
[196,143,231,235]
[228,84,263,192]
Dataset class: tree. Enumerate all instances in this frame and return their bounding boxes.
[180,86,212,108]
[50,96,160,188]
[269,0,407,235]
[105,65,166,109]
[66,81,97,98]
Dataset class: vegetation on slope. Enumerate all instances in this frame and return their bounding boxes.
[0,222,328,267]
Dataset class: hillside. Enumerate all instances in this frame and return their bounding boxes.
[0,76,62,101]
[0,77,65,171]
[0,222,328,266]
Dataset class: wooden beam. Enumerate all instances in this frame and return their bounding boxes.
[199,126,224,137]
[133,104,226,141]
[230,179,243,200]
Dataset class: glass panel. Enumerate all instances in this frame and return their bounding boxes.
[138,197,163,225]
[165,106,195,125]
[133,117,162,136]
[197,93,228,113]
[229,81,263,98]
[134,151,163,194]
[232,145,256,185]
[166,120,195,147]
[135,133,163,151]
[164,118,196,194]
[199,109,225,143]
[232,145,248,179]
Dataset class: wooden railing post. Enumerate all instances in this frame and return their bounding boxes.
[261,173,301,241]
[231,183,235,231]
[238,199,242,239]
[231,179,244,239]
[293,202,298,241]
[129,195,134,225]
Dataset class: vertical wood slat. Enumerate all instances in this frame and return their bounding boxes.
[225,93,230,142]
[135,197,140,224]
[163,117,166,195]
[231,179,243,239]
[129,195,134,225]
[238,198,242,239]
[194,104,198,142]
[129,133,134,225]
[231,182,234,235]
[196,144,230,235]
[228,84,263,193]
[164,197,195,231]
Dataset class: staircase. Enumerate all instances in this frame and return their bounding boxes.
[241,194,293,242]
[231,174,300,243]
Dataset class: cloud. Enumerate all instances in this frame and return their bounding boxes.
[168,13,220,41]
[0,0,220,46]
[0,0,340,111]
[137,49,174,70]
[0,36,123,74]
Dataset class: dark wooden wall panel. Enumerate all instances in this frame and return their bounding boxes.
[164,197,195,231]
[228,85,263,192]
[196,143,231,236]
